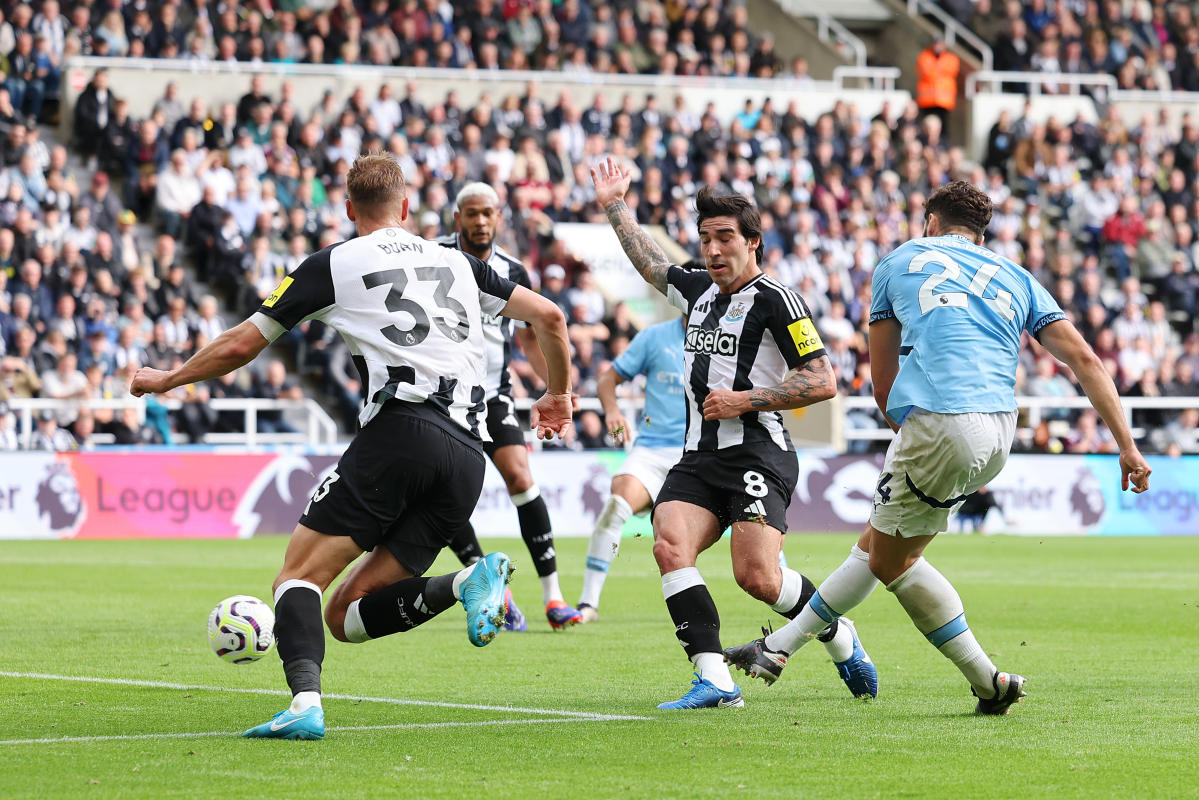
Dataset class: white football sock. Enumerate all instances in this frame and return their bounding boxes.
[580,495,633,608]
[770,568,805,615]
[822,621,855,662]
[540,571,563,605]
[887,557,997,698]
[765,545,878,654]
[450,564,477,600]
[289,691,321,713]
[691,651,736,692]
[342,598,370,643]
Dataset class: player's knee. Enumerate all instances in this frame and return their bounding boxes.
[733,565,779,603]
[504,470,534,496]
[652,534,689,571]
[323,599,350,642]
[868,548,912,586]
[323,584,355,642]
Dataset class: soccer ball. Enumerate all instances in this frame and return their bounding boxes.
[208,595,275,664]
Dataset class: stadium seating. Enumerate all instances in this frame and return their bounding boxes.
[0,0,1194,455]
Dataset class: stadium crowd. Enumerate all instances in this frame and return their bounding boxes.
[945,0,1199,93]
[0,0,1194,455]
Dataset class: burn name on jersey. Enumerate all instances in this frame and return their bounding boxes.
[377,241,425,255]
[685,325,737,356]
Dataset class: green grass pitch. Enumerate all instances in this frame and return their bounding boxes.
[1,534,1197,799]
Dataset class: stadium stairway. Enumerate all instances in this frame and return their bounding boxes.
[743,0,858,78]
[764,0,984,148]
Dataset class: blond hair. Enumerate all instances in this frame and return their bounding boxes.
[346,153,407,218]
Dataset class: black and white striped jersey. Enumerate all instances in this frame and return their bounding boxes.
[252,227,517,439]
[665,266,827,453]
[435,234,531,399]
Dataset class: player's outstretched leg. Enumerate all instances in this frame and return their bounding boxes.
[244,579,328,739]
[445,522,525,631]
[331,559,497,646]
[725,544,880,697]
[245,527,363,740]
[578,494,634,623]
[658,566,743,710]
[508,485,582,629]
[885,555,1019,712]
[459,552,513,646]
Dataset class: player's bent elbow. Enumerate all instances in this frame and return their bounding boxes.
[532,302,568,336]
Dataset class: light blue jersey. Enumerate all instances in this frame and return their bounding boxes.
[611,319,686,448]
[870,234,1066,425]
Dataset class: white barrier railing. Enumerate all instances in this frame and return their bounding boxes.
[832,65,902,90]
[512,395,1198,446]
[906,0,994,72]
[840,395,1199,441]
[66,54,895,96]
[6,397,338,447]
[965,69,1118,98]
[815,14,868,68]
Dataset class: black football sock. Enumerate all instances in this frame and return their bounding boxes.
[354,572,459,638]
[274,580,325,698]
[512,487,556,577]
[665,586,723,657]
[447,524,485,566]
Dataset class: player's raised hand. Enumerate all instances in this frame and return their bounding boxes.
[590,157,632,207]
[1119,447,1152,493]
[702,390,751,421]
[530,392,574,441]
[129,367,172,397]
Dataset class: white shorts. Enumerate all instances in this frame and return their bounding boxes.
[870,409,1017,538]
[615,445,682,504]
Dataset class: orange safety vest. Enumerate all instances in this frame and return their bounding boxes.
[916,48,960,111]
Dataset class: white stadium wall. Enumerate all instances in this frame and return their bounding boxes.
[62,57,910,139]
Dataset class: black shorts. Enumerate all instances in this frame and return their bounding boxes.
[300,402,486,576]
[482,394,526,456]
[654,443,799,533]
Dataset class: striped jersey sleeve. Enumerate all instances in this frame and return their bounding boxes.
[759,277,827,369]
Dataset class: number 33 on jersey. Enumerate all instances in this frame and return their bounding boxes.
[869,233,1066,426]
[251,227,518,435]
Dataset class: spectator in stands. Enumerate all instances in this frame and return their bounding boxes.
[27,407,74,450]
[1102,194,1147,281]
[915,34,959,132]
[155,149,202,239]
[40,350,86,425]
[539,262,569,314]
[0,402,17,450]
[251,359,302,435]
[0,351,39,399]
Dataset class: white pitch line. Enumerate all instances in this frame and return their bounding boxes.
[0,671,651,722]
[0,717,620,746]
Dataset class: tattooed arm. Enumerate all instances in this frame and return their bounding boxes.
[591,157,671,295]
[701,356,838,420]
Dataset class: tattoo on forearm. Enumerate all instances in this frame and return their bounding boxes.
[749,357,835,410]
[604,199,670,294]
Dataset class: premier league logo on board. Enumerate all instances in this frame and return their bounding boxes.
[36,463,82,532]
[233,455,339,537]
[580,465,610,522]
[1069,467,1105,528]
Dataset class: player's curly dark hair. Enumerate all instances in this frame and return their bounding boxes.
[925,180,993,240]
[695,185,764,265]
